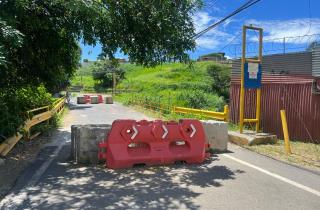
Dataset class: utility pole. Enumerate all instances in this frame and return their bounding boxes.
[283,37,286,54]
[112,70,116,96]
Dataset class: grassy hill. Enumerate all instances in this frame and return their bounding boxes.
[71,61,96,91]
[116,61,230,112]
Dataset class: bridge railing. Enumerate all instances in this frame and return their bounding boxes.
[0,97,65,156]
[173,105,229,122]
[126,95,228,122]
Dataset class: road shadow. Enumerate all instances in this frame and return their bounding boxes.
[68,104,93,110]
[18,140,245,209]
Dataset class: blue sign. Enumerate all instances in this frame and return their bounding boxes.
[244,62,262,89]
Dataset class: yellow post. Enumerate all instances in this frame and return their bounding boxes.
[239,25,263,134]
[224,105,229,122]
[255,28,263,132]
[280,110,292,154]
[255,89,261,132]
[239,25,246,133]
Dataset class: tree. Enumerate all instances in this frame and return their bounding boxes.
[92,60,124,89]
[0,0,201,92]
[0,19,23,69]
[207,64,231,100]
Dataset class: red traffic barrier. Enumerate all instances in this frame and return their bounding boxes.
[83,94,104,104]
[83,95,91,103]
[98,119,210,169]
[97,95,103,103]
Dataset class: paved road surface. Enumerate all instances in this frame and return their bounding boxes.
[0,100,319,210]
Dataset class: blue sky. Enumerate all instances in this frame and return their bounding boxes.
[81,0,320,61]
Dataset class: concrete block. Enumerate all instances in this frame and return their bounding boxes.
[105,96,113,104]
[77,96,86,104]
[71,124,111,164]
[201,120,228,151]
[90,96,99,104]
[228,130,277,146]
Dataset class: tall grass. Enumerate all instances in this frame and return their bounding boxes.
[115,61,229,112]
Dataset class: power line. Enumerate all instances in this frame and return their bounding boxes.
[206,0,219,10]
[194,0,262,40]
[218,31,242,52]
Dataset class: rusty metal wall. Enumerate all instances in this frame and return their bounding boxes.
[312,47,320,77]
[231,51,313,77]
[230,80,320,143]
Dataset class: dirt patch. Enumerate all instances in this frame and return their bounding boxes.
[0,132,54,200]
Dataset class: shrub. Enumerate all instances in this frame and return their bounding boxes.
[177,90,224,110]
[0,84,54,138]
[207,64,231,100]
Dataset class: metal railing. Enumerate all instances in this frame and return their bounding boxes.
[173,105,229,122]
[127,95,229,122]
[0,97,65,156]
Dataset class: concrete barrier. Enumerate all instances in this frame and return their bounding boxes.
[201,120,228,151]
[71,120,228,165]
[71,124,111,164]
[77,96,86,104]
[90,96,99,104]
[105,96,113,104]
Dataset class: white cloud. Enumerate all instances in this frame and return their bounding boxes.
[246,18,320,44]
[192,11,235,50]
[196,37,220,49]
[192,13,320,51]
[192,11,217,33]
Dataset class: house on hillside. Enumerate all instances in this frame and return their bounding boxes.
[229,47,320,142]
[81,59,94,68]
[117,58,127,63]
[198,52,227,62]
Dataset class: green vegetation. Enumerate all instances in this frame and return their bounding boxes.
[71,60,124,93]
[200,52,225,58]
[0,85,56,139]
[1,0,201,139]
[245,140,320,172]
[115,62,230,114]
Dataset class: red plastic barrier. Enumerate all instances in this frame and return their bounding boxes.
[83,95,91,103]
[98,119,210,169]
[98,95,103,103]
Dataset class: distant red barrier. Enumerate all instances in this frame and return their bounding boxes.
[83,94,104,104]
[83,95,91,104]
[98,119,210,169]
[97,95,103,103]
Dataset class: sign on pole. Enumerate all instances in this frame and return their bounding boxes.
[244,62,262,89]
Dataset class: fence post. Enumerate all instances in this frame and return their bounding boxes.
[224,105,229,122]
[280,110,292,154]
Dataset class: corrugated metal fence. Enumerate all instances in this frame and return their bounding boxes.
[230,51,320,143]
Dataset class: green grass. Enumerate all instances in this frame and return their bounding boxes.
[245,140,320,171]
[71,62,101,92]
[115,61,228,114]
[71,75,95,87]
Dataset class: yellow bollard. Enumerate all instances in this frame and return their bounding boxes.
[280,110,292,155]
[224,105,229,122]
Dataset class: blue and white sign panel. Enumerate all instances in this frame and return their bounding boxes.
[244,62,262,89]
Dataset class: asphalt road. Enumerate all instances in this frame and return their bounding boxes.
[0,99,319,210]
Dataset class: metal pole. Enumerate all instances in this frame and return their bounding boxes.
[255,28,263,132]
[112,71,116,96]
[280,110,292,154]
[283,37,286,54]
[239,26,247,133]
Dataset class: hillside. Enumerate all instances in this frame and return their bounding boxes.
[115,62,230,112]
